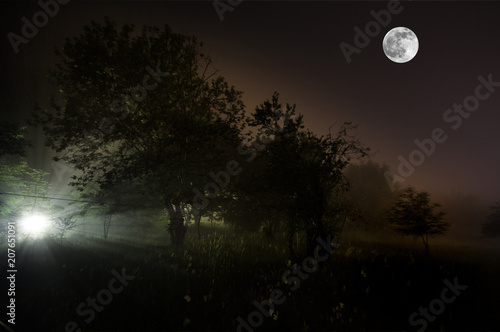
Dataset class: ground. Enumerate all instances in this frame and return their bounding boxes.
[3,225,499,332]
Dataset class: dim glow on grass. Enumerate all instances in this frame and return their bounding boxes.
[19,213,51,236]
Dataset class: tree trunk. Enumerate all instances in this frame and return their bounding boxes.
[167,203,187,247]
[193,210,202,240]
[103,214,111,240]
[421,234,429,257]
[306,218,327,256]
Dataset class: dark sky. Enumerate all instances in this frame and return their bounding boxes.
[1,0,499,202]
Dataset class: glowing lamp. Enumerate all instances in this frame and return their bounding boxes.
[19,214,50,236]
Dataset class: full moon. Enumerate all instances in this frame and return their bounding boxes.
[383,27,419,63]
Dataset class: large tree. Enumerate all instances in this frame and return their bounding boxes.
[232,93,369,257]
[31,19,246,246]
[388,186,449,255]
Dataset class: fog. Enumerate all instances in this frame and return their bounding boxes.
[1,1,499,332]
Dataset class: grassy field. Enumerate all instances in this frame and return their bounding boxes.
[3,225,500,332]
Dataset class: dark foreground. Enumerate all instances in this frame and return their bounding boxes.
[2,227,499,332]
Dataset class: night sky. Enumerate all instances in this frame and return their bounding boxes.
[1,0,500,202]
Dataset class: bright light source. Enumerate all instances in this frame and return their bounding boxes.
[19,214,51,236]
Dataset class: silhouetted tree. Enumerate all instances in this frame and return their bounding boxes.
[53,215,77,244]
[218,132,277,237]
[246,93,369,257]
[481,202,500,238]
[30,19,246,246]
[388,186,449,256]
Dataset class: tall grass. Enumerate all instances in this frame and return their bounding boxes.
[8,222,500,331]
